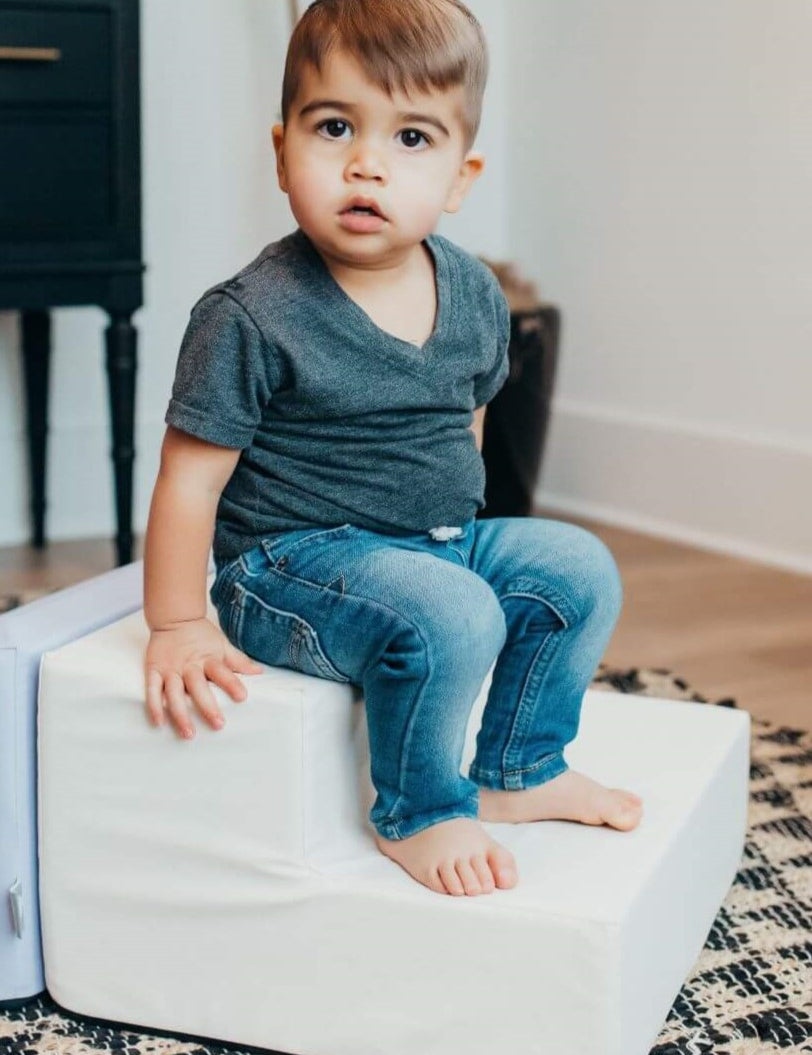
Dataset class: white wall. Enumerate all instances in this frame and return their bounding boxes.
[0,0,506,551]
[506,0,812,573]
[440,0,509,256]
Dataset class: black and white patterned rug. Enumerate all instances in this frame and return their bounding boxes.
[0,652,809,1052]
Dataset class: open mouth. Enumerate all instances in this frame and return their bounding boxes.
[341,200,386,220]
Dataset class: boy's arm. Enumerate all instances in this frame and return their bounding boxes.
[471,405,487,453]
[143,426,263,738]
[144,425,235,630]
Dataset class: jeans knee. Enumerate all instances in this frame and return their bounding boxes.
[417,582,506,670]
[579,531,623,624]
[376,584,505,681]
[472,588,508,655]
[541,525,623,627]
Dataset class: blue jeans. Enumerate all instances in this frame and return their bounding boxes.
[210,516,623,841]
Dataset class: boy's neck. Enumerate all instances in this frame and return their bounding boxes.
[308,235,432,294]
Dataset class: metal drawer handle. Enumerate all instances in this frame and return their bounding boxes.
[0,46,62,62]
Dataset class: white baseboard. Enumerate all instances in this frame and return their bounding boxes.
[537,399,812,577]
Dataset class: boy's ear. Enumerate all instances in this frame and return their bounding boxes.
[271,123,289,194]
[444,151,485,215]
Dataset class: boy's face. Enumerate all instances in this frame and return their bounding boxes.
[272,47,484,266]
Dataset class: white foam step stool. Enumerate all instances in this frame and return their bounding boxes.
[37,598,750,1055]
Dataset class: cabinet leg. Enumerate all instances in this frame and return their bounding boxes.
[105,312,137,566]
[21,310,51,549]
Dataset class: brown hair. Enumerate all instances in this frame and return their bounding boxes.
[281,0,488,152]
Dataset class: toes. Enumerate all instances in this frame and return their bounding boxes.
[488,846,518,888]
[426,869,449,896]
[437,861,466,896]
[622,793,643,817]
[455,859,483,896]
[607,797,642,831]
[471,854,495,893]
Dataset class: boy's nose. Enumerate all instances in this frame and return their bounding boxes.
[345,144,388,183]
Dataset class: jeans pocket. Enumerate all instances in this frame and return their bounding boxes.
[210,556,244,635]
[231,581,351,683]
[260,523,358,594]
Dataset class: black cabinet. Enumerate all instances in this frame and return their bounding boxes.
[0,0,144,565]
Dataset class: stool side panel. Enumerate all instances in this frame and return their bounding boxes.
[302,683,372,866]
[619,711,751,1054]
[37,658,320,910]
[41,877,619,1055]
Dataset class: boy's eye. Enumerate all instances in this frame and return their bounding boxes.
[317,118,351,139]
[399,128,430,150]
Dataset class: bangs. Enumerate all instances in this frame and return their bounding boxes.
[282,0,488,150]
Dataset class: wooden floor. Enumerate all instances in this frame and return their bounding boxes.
[542,509,812,730]
[1,512,810,729]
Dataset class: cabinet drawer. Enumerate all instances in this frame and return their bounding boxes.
[0,7,110,105]
[0,113,111,236]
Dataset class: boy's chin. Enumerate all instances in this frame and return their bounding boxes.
[306,226,414,254]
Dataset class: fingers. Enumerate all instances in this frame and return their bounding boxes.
[228,646,265,675]
[144,649,261,738]
[164,672,195,739]
[145,667,165,727]
[184,665,225,730]
[204,657,248,702]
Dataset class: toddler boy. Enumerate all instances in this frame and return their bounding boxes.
[144,0,643,898]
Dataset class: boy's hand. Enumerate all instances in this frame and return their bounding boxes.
[144,618,264,739]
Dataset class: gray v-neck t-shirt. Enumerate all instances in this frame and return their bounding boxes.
[165,226,511,563]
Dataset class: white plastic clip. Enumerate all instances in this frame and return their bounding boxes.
[9,877,23,938]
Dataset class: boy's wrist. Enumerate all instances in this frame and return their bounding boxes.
[146,613,208,634]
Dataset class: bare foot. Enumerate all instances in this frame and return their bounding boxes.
[478,769,643,831]
[374,817,519,896]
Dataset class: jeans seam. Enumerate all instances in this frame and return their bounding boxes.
[210,556,243,608]
[300,623,352,682]
[378,621,432,829]
[288,622,300,669]
[501,624,563,774]
[470,749,563,782]
[375,797,480,841]
[260,523,355,563]
[515,750,565,777]
[481,587,576,779]
[234,582,350,683]
[499,588,573,629]
[228,584,246,645]
[266,566,426,665]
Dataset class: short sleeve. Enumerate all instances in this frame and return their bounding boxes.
[165,292,279,449]
[473,279,511,408]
